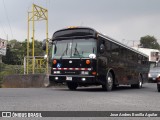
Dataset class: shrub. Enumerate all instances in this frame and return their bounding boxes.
[0,63,22,87]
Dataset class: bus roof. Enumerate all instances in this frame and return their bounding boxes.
[52,27,97,39]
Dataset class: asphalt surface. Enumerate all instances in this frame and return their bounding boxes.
[0,83,159,120]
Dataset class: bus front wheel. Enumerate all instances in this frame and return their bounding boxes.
[102,72,113,91]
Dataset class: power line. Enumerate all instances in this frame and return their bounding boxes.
[2,0,14,39]
[0,21,7,38]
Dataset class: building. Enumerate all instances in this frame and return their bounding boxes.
[0,38,7,63]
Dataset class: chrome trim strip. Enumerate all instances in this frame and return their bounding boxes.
[50,75,95,77]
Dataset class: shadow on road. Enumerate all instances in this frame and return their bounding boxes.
[51,85,148,92]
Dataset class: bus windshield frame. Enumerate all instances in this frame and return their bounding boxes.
[52,38,97,59]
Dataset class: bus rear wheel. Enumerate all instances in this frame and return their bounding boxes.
[131,75,142,89]
[102,72,113,91]
[67,82,78,90]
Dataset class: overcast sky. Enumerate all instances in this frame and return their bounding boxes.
[0,0,160,46]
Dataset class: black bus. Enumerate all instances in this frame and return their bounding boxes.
[48,27,149,91]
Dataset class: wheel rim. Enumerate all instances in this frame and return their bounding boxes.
[107,76,113,88]
[139,81,142,87]
[139,75,142,87]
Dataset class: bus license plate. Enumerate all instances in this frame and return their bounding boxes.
[66,77,72,81]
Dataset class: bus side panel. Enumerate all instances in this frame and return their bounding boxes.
[97,37,126,85]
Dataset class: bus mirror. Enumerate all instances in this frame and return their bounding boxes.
[100,44,105,53]
[42,39,46,50]
[89,54,96,59]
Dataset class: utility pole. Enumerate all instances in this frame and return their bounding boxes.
[27,4,48,74]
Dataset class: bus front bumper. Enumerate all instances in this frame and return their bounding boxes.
[49,75,96,84]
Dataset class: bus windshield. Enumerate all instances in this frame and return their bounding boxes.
[150,62,156,68]
[52,38,96,59]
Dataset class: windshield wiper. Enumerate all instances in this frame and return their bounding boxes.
[60,43,68,59]
[73,43,81,56]
[73,43,83,60]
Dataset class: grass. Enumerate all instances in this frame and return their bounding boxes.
[0,63,24,88]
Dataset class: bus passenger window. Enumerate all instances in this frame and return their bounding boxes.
[138,55,142,64]
[105,41,111,51]
[111,43,119,56]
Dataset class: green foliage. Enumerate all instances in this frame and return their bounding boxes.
[0,63,5,87]
[2,39,44,65]
[0,63,14,87]
[0,63,24,87]
[139,35,160,49]
[33,40,44,56]
[0,39,45,87]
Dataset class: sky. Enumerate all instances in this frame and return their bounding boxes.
[0,0,160,47]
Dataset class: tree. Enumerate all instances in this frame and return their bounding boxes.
[2,39,44,65]
[2,43,19,65]
[139,35,160,49]
[2,40,22,65]
[31,40,44,56]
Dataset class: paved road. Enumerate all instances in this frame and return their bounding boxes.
[0,83,159,120]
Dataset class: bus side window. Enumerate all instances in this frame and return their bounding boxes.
[105,40,111,52]
[111,43,119,56]
[138,55,142,64]
[141,56,148,65]
[120,47,127,60]
[127,50,133,61]
[133,53,138,62]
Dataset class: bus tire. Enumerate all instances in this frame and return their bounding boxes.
[131,74,142,89]
[157,84,160,92]
[67,82,78,90]
[102,72,113,91]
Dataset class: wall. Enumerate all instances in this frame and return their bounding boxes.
[2,74,49,88]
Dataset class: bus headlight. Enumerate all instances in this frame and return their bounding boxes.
[81,71,89,75]
[82,78,86,81]
[148,73,151,77]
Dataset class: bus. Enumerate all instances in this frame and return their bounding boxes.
[132,47,159,68]
[47,27,149,91]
